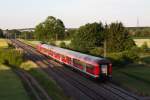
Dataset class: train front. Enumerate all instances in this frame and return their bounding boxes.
[97,60,112,80]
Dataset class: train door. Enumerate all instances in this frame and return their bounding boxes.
[99,64,108,76]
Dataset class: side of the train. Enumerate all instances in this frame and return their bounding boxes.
[37,44,112,79]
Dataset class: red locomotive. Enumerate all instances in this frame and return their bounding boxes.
[37,44,112,79]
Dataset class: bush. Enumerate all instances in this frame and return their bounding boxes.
[89,47,104,56]
[122,50,139,63]
[107,52,126,66]
[107,48,140,66]
[59,42,66,48]
[141,42,148,49]
[0,49,24,67]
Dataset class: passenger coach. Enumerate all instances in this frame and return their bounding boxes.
[37,44,112,79]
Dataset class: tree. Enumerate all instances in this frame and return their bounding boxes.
[65,28,77,40]
[35,16,65,42]
[71,22,105,52]
[0,29,4,38]
[106,22,135,52]
[35,23,45,41]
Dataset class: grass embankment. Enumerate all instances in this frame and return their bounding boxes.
[21,61,70,100]
[0,64,30,100]
[113,62,150,96]
[0,39,30,100]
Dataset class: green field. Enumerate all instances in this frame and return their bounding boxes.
[113,63,150,96]
[0,64,30,100]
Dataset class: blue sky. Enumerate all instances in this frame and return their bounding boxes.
[0,0,149,29]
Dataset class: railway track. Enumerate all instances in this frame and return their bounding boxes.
[14,69,51,100]
[11,39,143,100]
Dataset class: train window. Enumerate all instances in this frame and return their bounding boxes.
[73,59,85,67]
[61,54,66,58]
[86,64,94,70]
[86,64,94,74]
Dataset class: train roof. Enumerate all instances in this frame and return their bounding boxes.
[40,44,109,65]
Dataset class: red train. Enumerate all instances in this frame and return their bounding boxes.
[37,44,112,79]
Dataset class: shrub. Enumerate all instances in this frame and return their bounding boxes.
[21,61,37,71]
[107,48,140,66]
[107,52,126,66]
[122,50,139,63]
[141,42,148,49]
[89,47,104,56]
[0,49,24,67]
[59,42,66,48]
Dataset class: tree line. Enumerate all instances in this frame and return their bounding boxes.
[1,16,136,53]
[34,16,135,53]
[34,17,142,65]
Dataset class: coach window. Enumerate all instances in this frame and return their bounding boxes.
[74,59,85,66]
[86,64,94,70]
[61,54,65,58]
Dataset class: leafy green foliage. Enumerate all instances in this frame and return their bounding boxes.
[35,16,65,42]
[89,47,104,56]
[106,22,135,52]
[141,42,148,50]
[0,49,24,67]
[64,28,77,40]
[107,48,140,66]
[59,42,66,48]
[71,22,104,52]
